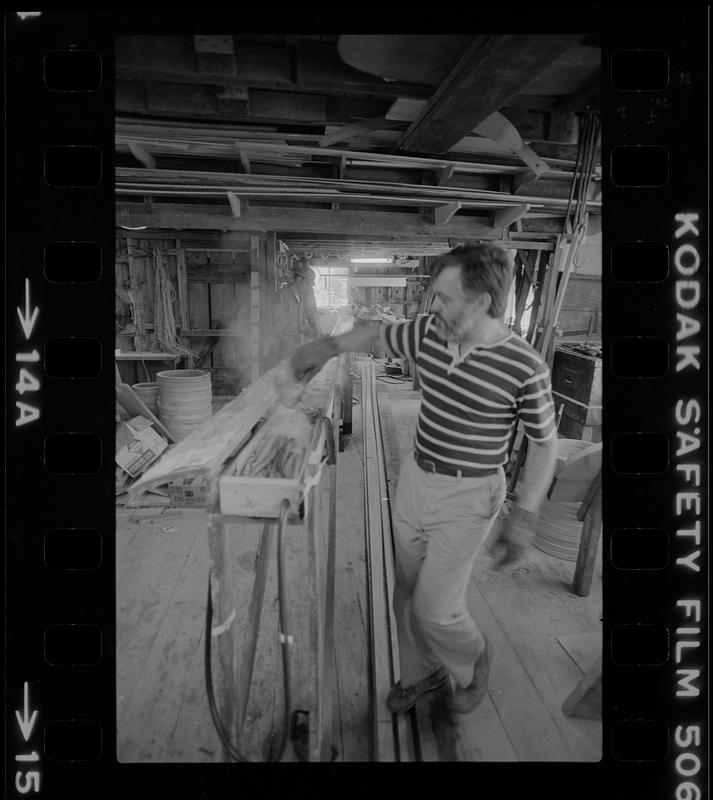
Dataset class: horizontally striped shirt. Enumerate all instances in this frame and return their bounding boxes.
[380,314,557,470]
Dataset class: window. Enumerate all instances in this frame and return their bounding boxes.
[313,266,349,308]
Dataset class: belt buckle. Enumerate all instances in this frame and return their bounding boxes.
[414,450,436,472]
[422,457,437,473]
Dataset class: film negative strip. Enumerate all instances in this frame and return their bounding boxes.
[4,8,708,798]
[604,14,709,798]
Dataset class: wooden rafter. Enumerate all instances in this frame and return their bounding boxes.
[318,116,402,148]
[434,201,461,226]
[495,203,530,229]
[116,201,498,239]
[396,34,584,154]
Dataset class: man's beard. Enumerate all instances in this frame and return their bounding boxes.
[434,312,473,342]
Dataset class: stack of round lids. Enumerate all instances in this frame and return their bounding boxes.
[533,498,582,562]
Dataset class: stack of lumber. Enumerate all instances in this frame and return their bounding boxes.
[116,166,600,216]
[130,357,340,512]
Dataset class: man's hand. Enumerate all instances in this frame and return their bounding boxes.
[489,506,538,570]
[290,336,339,383]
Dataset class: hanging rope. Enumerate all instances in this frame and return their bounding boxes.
[151,248,197,367]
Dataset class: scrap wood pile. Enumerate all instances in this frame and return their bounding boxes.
[231,406,318,479]
[230,380,334,479]
[124,356,340,508]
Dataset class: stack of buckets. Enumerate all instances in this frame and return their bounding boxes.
[155,369,213,442]
[131,382,159,415]
[532,439,598,562]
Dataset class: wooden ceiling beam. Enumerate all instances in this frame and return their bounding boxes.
[116,201,498,239]
[116,35,434,101]
[551,74,601,114]
[396,34,585,155]
[318,116,402,148]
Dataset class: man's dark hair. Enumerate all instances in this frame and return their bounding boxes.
[431,242,513,318]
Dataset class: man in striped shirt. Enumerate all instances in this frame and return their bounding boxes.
[289,243,558,716]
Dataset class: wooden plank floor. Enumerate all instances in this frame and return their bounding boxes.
[116,419,371,762]
[116,355,601,762]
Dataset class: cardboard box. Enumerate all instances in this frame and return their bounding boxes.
[168,475,209,507]
[116,415,168,478]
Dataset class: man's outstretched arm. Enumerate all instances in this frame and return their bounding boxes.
[290,322,382,382]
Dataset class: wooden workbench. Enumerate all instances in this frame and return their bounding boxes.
[129,357,342,762]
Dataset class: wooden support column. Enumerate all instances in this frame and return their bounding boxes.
[250,235,262,381]
[512,251,532,335]
[533,240,561,354]
[526,250,550,344]
[573,469,603,597]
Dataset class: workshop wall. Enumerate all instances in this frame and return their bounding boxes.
[116,230,279,395]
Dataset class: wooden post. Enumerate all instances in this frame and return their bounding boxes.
[533,241,562,354]
[512,250,534,335]
[250,235,261,382]
[525,250,549,344]
[573,486,602,597]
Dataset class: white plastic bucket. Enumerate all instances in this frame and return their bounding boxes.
[157,369,212,441]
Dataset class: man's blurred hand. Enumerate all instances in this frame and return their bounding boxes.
[290,336,339,383]
[489,506,538,570]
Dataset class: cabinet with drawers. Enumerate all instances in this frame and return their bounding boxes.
[551,345,602,442]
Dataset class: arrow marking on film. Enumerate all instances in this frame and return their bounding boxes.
[17,279,39,340]
[15,682,38,742]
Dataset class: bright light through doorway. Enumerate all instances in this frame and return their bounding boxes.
[313,266,349,308]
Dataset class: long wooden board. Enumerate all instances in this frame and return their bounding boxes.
[129,357,338,501]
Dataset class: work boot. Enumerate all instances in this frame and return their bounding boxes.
[386,666,449,715]
[447,636,492,714]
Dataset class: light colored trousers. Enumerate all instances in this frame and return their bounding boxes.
[391,454,506,687]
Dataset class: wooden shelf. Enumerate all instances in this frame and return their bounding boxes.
[115,352,183,361]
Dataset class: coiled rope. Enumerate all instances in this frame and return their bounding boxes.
[151,248,196,366]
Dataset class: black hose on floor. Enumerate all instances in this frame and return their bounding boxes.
[204,499,292,762]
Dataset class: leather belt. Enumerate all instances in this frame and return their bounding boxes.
[413,450,499,478]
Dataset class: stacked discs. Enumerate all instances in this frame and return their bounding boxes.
[532,439,596,562]
[532,499,583,561]
[156,369,212,441]
[131,382,159,415]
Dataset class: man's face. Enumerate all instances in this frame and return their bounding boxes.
[430,264,488,342]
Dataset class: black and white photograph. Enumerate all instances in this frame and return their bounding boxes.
[113,33,604,763]
[5,7,709,797]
